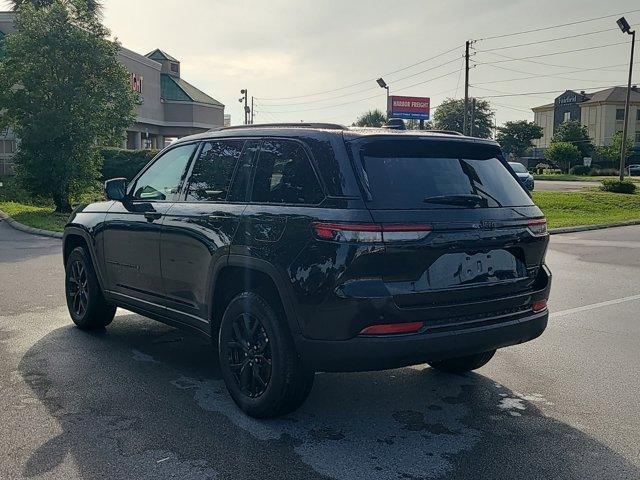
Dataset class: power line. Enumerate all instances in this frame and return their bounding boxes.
[258,56,462,107]
[476,8,640,41]
[259,68,462,114]
[256,45,462,101]
[477,40,636,65]
[476,85,624,98]
[477,27,615,53]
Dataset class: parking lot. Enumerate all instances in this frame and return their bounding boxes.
[1,220,639,479]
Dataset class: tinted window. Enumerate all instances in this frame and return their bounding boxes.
[133,143,196,201]
[357,140,533,209]
[228,140,260,202]
[251,139,324,204]
[509,162,528,173]
[186,140,244,201]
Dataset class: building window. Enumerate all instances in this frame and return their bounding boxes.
[616,108,625,121]
[563,112,571,122]
[637,109,640,122]
[170,63,179,73]
[636,132,640,144]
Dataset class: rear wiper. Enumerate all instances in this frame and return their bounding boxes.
[423,194,488,207]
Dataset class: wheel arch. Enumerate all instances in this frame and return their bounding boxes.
[63,227,107,291]
[208,255,300,339]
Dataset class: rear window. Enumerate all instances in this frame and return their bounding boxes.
[509,162,528,173]
[356,139,534,209]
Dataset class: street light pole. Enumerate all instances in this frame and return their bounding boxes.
[377,78,390,119]
[239,89,248,125]
[617,17,635,181]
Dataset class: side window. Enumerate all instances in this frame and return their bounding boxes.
[228,140,260,202]
[251,139,324,205]
[186,140,245,202]
[132,143,196,201]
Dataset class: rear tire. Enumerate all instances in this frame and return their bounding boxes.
[218,291,314,418]
[428,350,496,373]
[65,247,116,330]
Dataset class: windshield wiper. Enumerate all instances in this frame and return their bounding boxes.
[423,194,488,207]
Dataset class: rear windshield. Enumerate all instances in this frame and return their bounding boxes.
[509,162,528,173]
[356,139,534,209]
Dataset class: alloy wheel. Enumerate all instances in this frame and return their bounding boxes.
[68,260,89,317]
[226,313,272,398]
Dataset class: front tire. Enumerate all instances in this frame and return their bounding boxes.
[428,350,496,373]
[65,247,116,330]
[218,291,314,418]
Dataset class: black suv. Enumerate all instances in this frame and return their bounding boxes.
[63,124,551,418]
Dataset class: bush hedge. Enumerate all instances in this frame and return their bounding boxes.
[601,179,637,194]
[100,148,157,181]
[569,165,591,175]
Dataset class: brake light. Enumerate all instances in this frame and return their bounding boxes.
[532,299,548,313]
[528,218,547,236]
[313,222,432,243]
[360,322,424,335]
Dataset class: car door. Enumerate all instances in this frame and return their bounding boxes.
[234,138,326,269]
[102,142,198,314]
[160,139,260,327]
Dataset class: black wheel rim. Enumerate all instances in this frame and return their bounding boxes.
[67,260,89,317]
[226,313,272,398]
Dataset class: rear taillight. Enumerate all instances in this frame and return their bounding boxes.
[528,218,547,236]
[532,299,548,313]
[359,322,424,335]
[313,222,432,243]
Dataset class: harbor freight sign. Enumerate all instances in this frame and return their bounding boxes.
[389,95,430,120]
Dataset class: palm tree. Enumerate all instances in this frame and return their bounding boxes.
[353,109,387,128]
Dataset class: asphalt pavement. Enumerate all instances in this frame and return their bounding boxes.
[535,180,595,191]
[1,219,639,480]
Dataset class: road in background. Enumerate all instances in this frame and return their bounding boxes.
[1,220,639,480]
[535,180,595,191]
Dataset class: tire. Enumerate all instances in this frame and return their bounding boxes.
[428,350,496,374]
[218,291,314,418]
[65,246,116,330]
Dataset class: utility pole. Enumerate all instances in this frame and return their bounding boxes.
[463,40,470,135]
[470,97,476,137]
[617,17,635,181]
[239,89,248,125]
[251,96,255,124]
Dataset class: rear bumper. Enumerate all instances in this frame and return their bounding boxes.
[295,310,547,372]
[294,264,552,372]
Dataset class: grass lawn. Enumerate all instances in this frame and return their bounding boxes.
[532,190,640,229]
[0,201,68,232]
[533,174,640,183]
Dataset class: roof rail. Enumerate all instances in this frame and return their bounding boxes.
[221,123,348,131]
[427,129,464,136]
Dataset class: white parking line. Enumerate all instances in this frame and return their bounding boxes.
[551,294,640,319]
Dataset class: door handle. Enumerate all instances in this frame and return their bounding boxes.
[144,212,162,222]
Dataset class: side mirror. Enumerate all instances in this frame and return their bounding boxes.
[105,178,128,201]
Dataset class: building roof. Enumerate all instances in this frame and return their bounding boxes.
[146,49,179,63]
[580,86,640,104]
[532,86,640,111]
[161,74,224,107]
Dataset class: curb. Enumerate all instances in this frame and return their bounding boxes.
[549,219,640,235]
[0,209,63,239]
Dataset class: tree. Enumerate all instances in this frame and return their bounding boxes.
[10,0,102,17]
[0,2,136,212]
[433,98,494,138]
[545,142,580,173]
[551,120,593,159]
[496,120,543,158]
[595,132,634,169]
[353,109,386,127]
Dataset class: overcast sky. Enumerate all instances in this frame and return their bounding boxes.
[3,0,639,128]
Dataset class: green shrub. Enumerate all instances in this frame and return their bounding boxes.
[591,168,619,177]
[100,148,157,182]
[601,179,637,194]
[0,176,51,205]
[569,165,591,175]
